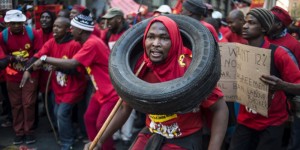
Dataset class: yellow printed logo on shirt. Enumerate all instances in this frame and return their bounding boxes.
[86,67,91,75]
[12,50,29,58]
[178,54,186,67]
[149,114,177,123]
[25,43,31,50]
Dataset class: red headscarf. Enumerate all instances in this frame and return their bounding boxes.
[136,16,190,82]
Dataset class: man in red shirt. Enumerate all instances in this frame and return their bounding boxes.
[84,15,228,150]
[70,5,101,38]
[36,11,56,128]
[180,0,220,42]
[0,9,42,145]
[102,7,136,144]
[267,6,300,64]
[21,17,87,150]
[229,8,300,150]
[29,9,119,150]
[266,6,300,150]
[38,11,56,44]
[205,17,228,42]
[211,11,229,42]
[225,9,248,44]
[101,8,130,50]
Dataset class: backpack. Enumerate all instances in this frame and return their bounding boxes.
[270,44,299,78]
[269,44,299,114]
[2,26,34,44]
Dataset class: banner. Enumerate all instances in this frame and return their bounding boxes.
[218,43,271,117]
[250,0,265,8]
[34,5,63,29]
[110,0,140,15]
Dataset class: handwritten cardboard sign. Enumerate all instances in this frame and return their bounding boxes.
[218,43,271,117]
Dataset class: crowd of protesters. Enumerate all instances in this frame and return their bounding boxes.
[0,0,300,150]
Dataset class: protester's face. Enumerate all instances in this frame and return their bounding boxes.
[107,16,120,32]
[242,14,265,40]
[227,15,244,34]
[53,18,68,40]
[70,9,79,20]
[40,12,52,29]
[145,22,171,64]
[9,22,24,34]
[70,26,81,41]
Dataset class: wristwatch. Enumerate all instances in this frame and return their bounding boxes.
[40,55,47,62]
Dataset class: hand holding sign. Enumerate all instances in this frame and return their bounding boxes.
[218,43,271,117]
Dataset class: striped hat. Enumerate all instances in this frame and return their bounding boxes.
[71,9,94,32]
[247,8,274,32]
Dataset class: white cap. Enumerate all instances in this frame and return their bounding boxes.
[154,5,172,14]
[212,11,222,19]
[4,10,26,23]
[26,5,33,10]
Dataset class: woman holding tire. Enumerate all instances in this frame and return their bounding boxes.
[85,15,228,150]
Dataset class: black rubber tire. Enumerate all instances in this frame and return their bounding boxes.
[109,14,221,114]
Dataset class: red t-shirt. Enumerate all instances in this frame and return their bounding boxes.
[201,21,219,42]
[266,33,300,65]
[225,31,248,44]
[219,33,228,43]
[34,38,87,104]
[92,26,101,38]
[220,26,231,36]
[73,34,119,104]
[237,40,300,130]
[36,29,54,93]
[101,30,126,50]
[0,27,42,82]
[99,29,108,41]
[36,29,53,44]
[141,56,223,138]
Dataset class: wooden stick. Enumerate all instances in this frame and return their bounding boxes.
[89,61,145,150]
[89,98,122,149]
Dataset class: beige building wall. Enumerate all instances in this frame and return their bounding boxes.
[289,0,300,19]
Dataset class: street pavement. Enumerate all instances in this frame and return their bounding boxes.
[0,101,290,150]
[0,102,130,150]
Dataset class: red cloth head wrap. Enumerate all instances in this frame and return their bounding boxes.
[140,16,188,82]
[271,6,292,27]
